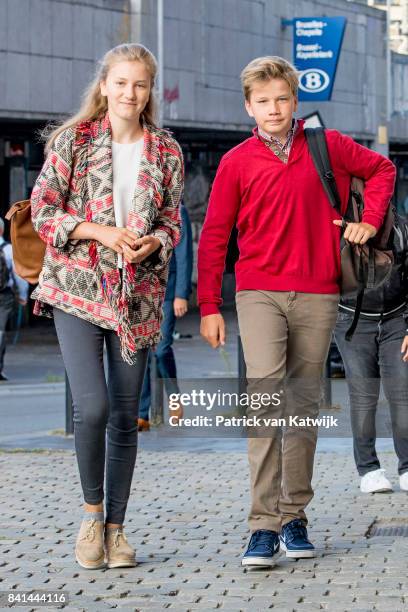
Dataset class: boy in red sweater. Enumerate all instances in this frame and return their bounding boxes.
[197,56,396,566]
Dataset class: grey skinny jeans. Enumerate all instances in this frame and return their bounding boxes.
[53,307,149,524]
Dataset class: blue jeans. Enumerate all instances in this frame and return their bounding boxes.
[139,299,180,420]
[53,308,149,524]
[334,311,408,476]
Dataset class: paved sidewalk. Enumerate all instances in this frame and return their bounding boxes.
[1,448,407,612]
[1,309,405,611]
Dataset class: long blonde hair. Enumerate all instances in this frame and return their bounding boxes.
[43,44,158,153]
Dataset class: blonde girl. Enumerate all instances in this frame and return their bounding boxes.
[31,43,183,569]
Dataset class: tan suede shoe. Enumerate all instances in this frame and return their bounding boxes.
[104,527,137,569]
[75,518,105,569]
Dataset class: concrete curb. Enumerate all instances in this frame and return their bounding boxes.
[0,382,65,396]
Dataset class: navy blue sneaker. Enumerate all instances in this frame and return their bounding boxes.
[279,519,315,558]
[241,529,281,567]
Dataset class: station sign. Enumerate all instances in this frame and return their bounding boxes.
[293,17,347,101]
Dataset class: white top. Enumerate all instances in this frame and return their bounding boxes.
[112,138,144,267]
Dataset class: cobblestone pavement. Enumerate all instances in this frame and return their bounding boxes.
[1,448,407,612]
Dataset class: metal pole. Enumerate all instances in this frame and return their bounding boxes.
[386,0,392,123]
[150,354,164,425]
[323,353,332,408]
[65,370,74,435]
[157,0,164,128]
[237,335,247,397]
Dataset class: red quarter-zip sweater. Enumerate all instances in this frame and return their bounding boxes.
[197,121,396,316]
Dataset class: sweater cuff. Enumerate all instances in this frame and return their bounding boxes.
[200,303,221,317]
[361,213,382,231]
[47,214,83,249]
[149,228,173,267]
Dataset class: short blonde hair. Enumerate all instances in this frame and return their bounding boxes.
[240,56,299,100]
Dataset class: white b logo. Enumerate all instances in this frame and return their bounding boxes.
[299,69,330,94]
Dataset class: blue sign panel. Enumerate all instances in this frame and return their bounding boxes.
[293,17,347,101]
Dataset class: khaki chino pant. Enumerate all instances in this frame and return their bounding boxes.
[236,290,339,533]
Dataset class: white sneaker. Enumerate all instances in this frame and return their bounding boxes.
[399,472,408,491]
[360,469,393,493]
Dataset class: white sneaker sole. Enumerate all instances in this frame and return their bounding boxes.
[280,540,316,558]
[360,487,393,494]
[241,550,282,567]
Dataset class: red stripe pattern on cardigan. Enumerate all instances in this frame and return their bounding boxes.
[31,114,184,363]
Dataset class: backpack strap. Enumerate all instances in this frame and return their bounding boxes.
[305,127,363,342]
[344,250,366,342]
[304,127,342,213]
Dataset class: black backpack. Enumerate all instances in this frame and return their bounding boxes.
[0,242,10,292]
[305,127,395,340]
[392,212,408,286]
[392,212,408,257]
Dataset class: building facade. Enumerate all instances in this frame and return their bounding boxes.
[1,0,408,296]
[368,0,408,55]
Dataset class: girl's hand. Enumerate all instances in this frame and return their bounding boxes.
[122,235,161,264]
[94,226,139,255]
[401,335,408,362]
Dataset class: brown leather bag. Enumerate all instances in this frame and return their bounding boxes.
[5,199,45,284]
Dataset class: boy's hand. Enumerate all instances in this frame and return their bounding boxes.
[333,220,377,245]
[200,314,226,348]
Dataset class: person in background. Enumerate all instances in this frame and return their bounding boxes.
[334,217,408,494]
[0,217,28,381]
[138,203,193,431]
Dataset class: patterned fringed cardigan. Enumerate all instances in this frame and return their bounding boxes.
[31,113,184,364]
